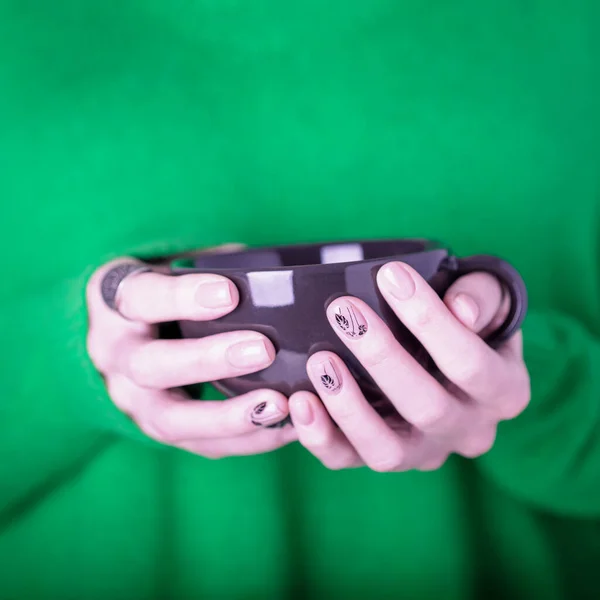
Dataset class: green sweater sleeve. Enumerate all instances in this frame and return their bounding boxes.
[477,309,600,518]
[0,272,151,518]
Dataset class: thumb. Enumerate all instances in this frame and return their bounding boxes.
[443,272,506,334]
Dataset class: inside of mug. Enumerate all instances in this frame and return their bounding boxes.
[188,239,435,270]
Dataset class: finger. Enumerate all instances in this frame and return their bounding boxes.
[443,272,504,333]
[453,422,498,459]
[107,376,290,443]
[117,330,276,389]
[289,391,362,470]
[305,352,425,472]
[499,329,524,361]
[479,285,512,340]
[376,262,511,403]
[87,261,154,362]
[494,331,531,420]
[326,299,463,436]
[88,258,239,324]
[179,425,298,459]
[417,453,450,472]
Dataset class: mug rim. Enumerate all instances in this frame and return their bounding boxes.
[170,237,448,274]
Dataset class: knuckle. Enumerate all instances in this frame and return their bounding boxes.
[497,385,531,420]
[127,345,158,387]
[447,349,487,387]
[361,341,393,370]
[329,402,359,423]
[410,398,453,432]
[367,445,406,473]
[302,430,334,453]
[418,454,449,471]
[457,428,497,458]
[410,302,437,329]
[142,406,181,445]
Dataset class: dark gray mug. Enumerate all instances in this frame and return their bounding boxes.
[168,239,527,419]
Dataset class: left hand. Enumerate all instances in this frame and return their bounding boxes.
[289,262,531,472]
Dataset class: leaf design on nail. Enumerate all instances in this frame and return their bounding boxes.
[253,402,267,415]
[251,401,285,427]
[335,313,350,330]
[321,374,337,389]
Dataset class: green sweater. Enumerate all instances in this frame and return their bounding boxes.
[1,1,599,598]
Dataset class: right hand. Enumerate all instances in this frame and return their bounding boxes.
[86,256,296,459]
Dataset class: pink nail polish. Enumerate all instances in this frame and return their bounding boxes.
[292,396,314,426]
[451,293,479,328]
[333,302,368,339]
[382,263,416,300]
[227,339,274,368]
[314,359,342,394]
[196,280,234,308]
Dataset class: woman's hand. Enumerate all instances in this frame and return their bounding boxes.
[86,257,296,458]
[289,262,530,471]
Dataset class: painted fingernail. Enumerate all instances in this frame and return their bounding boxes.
[451,293,480,328]
[381,262,416,300]
[195,280,235,308]
[313,359,342,395]
[227,339,274,369]
[332,302,368,339]
[291,396,314,426]
[251,401,287,427]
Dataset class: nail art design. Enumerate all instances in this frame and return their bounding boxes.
[321,374,336,390]
[317,360,342,394]
[251,401,287,427]
[334,303,368,338]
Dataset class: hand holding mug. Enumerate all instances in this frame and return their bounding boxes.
[86,255,295,459]
[87,239,528,470]
[290,264,530,471]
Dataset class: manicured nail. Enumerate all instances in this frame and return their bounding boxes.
[251,401,287,427]
[381,262,416,300]
[451,293,479,328]
[195,280,234,308]
[332,302,368,339]
[227,339,274,369]
[313,359,342,394]
[291,396,314,426]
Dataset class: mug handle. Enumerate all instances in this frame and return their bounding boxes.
[442,255,528,349]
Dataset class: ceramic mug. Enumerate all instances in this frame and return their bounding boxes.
[169,239,527,418]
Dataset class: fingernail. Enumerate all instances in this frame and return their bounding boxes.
[312,359,342,395]
[381,262,416,300]
[291,396,314,426]
[332,302,368,339]
[196,280,234,308]
[227,339,274,369]
[251,401,287,427]
[451,293,479,328]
